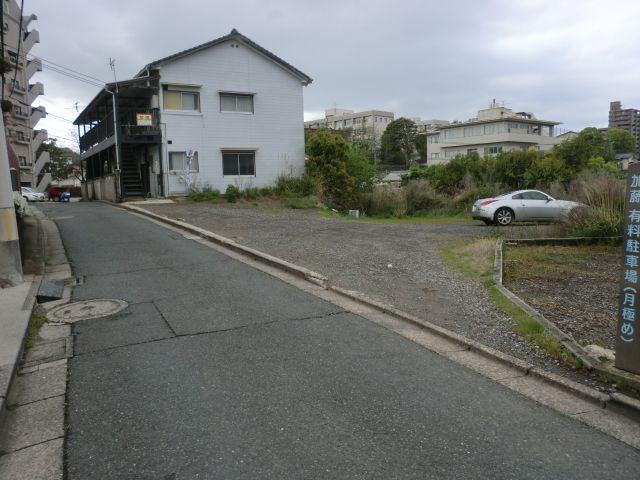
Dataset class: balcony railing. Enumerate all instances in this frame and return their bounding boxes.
[79,112,115,152]
[79,108,160,153]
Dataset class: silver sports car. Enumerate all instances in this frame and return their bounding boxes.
[471,189,582,226]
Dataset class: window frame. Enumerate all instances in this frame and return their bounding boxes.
[162,85,201,112]
[221,151,256,176]
[219,93,254,114]
[168,151,199,172]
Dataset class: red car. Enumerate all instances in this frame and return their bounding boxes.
[48,186,71,202]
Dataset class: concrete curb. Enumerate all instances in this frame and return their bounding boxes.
[495,238,640,393]
[119,204,328,287]
[119,203,640,424]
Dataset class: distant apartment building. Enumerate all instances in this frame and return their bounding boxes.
[425,101,560,165]
[609,101,640,157]
[411,118,450,133]
[1,0,48,191]
[305,108,394,145]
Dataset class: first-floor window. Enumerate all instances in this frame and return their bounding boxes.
[169,151,199,171]
[222,151,255,176]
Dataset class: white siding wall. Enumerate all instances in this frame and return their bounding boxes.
[157,40,306,195]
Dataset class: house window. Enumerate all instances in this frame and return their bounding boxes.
[14,105,22,116]
[220,93,253,113]
[163,88,200,111]
[19,156,27,166]
[168,151,199,171]
[222,151,255,176]
[16,130,25,141]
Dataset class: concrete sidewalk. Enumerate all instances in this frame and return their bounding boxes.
[0,208,73,480]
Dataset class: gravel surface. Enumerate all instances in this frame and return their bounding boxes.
[504,245,619,351]
[142,202,617,390]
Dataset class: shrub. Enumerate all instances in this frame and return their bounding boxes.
[405,180,446,214]
[224,184,240,203]
[369,185,406,217]
[346,143,376,194]
[306,130,355,208]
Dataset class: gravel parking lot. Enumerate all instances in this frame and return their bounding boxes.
[141,202,611,386]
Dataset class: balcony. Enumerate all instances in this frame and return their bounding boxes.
[36,172,52,193]
[31,105,46,129]
[79,108,161,152]
[34,150,50,178]
[26,57,42,80]
[28,82,44,105]
[22,29,40,54]
[32,129,48,152]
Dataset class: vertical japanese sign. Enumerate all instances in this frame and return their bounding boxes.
[616,162,640,374]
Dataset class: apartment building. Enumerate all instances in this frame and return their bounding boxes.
[412,118,449,133]
[426,102,560,165]
[1,0,48,190]
[76,29,311,200]
[305,108,394,144]
[609,101,640,157]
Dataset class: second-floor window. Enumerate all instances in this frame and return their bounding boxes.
[163,88,200,111]
[220,93,254,113]
[19,156,27,166]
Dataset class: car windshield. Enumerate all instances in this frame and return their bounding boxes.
[22,187,33,193]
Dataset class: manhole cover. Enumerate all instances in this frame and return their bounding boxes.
[47,299,128,323]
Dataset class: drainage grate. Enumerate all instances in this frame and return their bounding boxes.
[46,299,128,324]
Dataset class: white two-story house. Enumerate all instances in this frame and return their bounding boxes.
[75,29,312,200]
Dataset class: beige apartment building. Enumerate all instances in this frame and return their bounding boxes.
[305,107,394,144]
[2,0,48,190]
[426,102,560,165]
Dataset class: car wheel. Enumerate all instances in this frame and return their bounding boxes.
[22,196,29,202]
[495,208,514,226]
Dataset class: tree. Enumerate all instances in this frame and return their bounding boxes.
[604,128,636,154]
[380,118,417,167]
[553,128,613,172]
[414,133,428,164]
[37,139,79,181]
[305,130,355,208]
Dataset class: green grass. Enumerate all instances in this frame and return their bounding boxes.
[487,286,582,368]
[504,244,618,282]
[24,310,47,349]
[440,239,495,280]
[319,209,470,224]
[284,195,317,209]
[439,238,582,368]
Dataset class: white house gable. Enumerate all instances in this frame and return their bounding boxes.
[157,37,307,195]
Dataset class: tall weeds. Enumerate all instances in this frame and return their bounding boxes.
[566,172,624,237]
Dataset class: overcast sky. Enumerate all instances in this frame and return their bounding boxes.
[29,0,640,150]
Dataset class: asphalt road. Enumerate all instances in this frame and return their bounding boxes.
[40,202,640,479]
